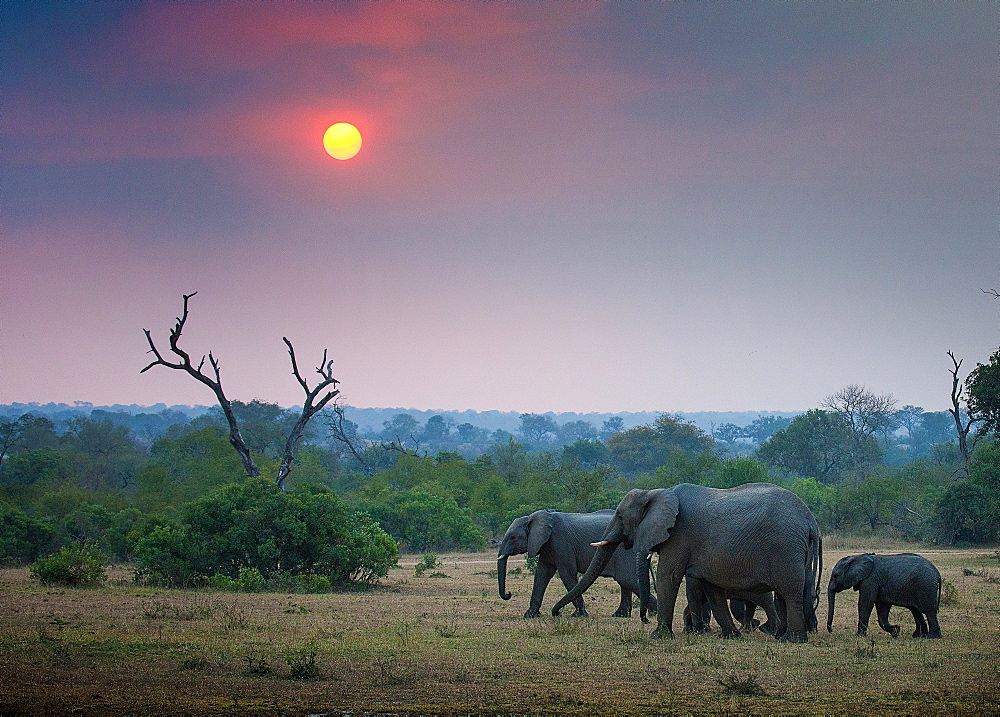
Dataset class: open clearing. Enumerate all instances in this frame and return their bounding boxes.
[0,543,998,715]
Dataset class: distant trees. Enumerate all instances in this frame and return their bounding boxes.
[606,413,713,475]
[757,409,877,483]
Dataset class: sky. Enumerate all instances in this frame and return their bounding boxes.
[2,1,996,415]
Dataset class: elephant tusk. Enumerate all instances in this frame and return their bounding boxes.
[591,540,609,547]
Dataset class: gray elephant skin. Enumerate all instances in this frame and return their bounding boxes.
[552,483,823,642]
[827,553,942,638]
[497,509,656,619]
[683,577,778,635]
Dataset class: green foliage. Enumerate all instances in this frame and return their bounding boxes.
[0,504,56,564]
[133,479,398,587]
[207,567,266,592]
[31,542,107,587]
[757,409,880,482]
[359,486,484,552]
[414,552,440,576]
[284,640,319,680]
[607,414,713,476]
[966,347,1000,435]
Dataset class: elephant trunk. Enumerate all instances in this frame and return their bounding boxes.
[638,552,652,623]
[827,588,837,632]
[497,555,511,600]
[552,541,618,616]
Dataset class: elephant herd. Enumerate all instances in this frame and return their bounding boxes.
[497,482,943,642]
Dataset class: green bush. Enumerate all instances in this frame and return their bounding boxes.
[0,504,56,565]
[30,543,107,587]
[132,479,398,587]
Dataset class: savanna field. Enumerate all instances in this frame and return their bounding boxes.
[1,538,997,716]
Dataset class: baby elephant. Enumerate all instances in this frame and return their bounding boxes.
[827,553,941,638]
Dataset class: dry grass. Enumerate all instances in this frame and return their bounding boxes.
[0,544,998,715]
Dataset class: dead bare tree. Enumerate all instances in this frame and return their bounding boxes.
[946,350,981,477]
[142,292,341,491]
[277,338,339,492]
[141,292,260,480]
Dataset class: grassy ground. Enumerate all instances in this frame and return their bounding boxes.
[0,541,997,715]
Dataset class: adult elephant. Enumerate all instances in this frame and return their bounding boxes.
[827,553,941,638]
[497,509,656,619]
[552,483,823,642]
[683,577,778,636]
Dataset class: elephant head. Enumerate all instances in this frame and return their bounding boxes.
[552,489,679,615]
[497,510,553,601]
[827,553,875,632]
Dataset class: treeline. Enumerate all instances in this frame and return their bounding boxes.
[2,377,999,586]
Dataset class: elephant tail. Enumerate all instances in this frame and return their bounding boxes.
[804,525,822,632]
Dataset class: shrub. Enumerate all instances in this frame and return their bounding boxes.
[132,479,398,587]
[414,552,439,576]
[30,543,107,587]
[0,504,56,565]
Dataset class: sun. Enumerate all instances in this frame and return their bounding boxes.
[323,122,362,160]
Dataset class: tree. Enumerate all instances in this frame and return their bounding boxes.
[823,384,897,446]
[599,416,625,440]
[142,293,340,490]
[757,409,875,483]
[946,350,981,472]
[966,347,1000,436]
[558,420,598,444]
[743,415,793,444]
[894,406,924,442]
[712,423,743,444]
[518,413,558,445]
[607,414,713,475]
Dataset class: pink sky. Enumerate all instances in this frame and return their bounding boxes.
[3,2,995,413]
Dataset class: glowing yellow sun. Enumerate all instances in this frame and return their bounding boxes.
[323,122,362,160]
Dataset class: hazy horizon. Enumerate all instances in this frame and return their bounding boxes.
[3,2,995,414]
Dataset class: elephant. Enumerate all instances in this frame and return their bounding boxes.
[827,553,942,638]
[552,483,823,642]
[497,509,656,619]
[683,577,778,635]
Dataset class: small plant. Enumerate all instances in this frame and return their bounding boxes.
[718,672,767,697]
[31,543,107,588]
[414,552,440,577]
[243,648,271,676]
[525,555,538,573]
[294,573,331,593]
[284,640,319,680]
[940,579,959,605]
[853,638,879,659]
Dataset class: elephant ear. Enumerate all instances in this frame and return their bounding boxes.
[635,489,680,554]
[526,510,554,558]
[846,554,876,590]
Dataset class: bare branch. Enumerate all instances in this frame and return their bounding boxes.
[141,293,260,479]
[275,337,341,491]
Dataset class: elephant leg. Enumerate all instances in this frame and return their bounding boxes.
[778,580,809,643]
[611,581,632,618]
[525,560,557,618]
[704,584,740,639]
[925,610,941,639]
[856,594,875,637]
[909,607,927,637]
[555,566,588,617]
[731,600,759,632]
[757,594,779,635]
[652,561,683,639]
[683,578,711,634]
[773,594,788,640]
[875,602,900,637]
